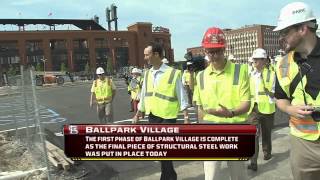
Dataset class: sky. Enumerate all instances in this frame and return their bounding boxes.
[0,0,319,61]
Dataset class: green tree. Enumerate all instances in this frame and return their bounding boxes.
[84,62,90,74]
[35,63,42,71]
[60,62,67,72]
[106,58,113,75]
[7,65,17,76]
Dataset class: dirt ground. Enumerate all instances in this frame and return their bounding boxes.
[0,133,83,180]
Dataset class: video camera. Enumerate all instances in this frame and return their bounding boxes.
[311,106,320,122]
[184,52,206,72]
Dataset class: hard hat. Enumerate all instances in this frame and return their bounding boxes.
[252,48,267,59]
[228,54,235,60]
[131,68,141,74]
[202,27,226,49]
[96,67,105,75]
[187,62,193,65]
[274,2,316,31]
[162,58,169,64]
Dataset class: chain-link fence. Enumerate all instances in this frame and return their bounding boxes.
[0,65,51,179]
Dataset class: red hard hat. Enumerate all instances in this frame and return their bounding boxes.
[202,27,226,49]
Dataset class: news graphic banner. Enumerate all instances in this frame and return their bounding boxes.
[64,124,256,160]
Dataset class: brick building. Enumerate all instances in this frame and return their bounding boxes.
[187,24,281,63]
[0,19,173,73]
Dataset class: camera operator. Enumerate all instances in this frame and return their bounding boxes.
[274,2,320,180]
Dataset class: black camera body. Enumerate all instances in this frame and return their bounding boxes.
[311,107,320,122]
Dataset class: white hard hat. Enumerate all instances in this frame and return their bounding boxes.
[162,58,169,64]
[96,67,105,74]
[252,48,267,59]
[274,2,316,31]
[228,54,235,60]
[187,62,193,65]
[131,68,141,74]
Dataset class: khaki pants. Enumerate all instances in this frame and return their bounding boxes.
[203,161,248,180]
[290,134,320,180]
[201,120,248,180]
[97,102,113,124]
[247,104,274,165]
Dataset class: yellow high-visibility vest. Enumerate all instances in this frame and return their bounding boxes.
[128,76,143,100]
[144,67,181,119]
[196,61,250,123]
[249,67,276,114]
[276,51,320,140]
[93,78,112,104]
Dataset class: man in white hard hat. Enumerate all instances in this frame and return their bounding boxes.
[90,67,116,123]
[247,48,276,171]
[128,68,143,113]
[273,2,320,180]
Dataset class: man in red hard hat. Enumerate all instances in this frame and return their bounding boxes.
[194,27,250,180]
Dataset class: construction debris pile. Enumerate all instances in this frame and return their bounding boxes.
[0,133,81,180]
[0,133,47,179]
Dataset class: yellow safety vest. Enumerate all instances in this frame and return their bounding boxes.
[93,78,112,104]
[276,51,320,140]
[249,67,276,114]
[196,62,249,123]
[144,67,181,119]
[128,76,143,100]
[183,70,195,90]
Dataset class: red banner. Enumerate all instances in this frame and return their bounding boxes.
[64,124,256,160]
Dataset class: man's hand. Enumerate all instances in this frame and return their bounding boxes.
[285,105,313,119]
[132,111,145,124]
[205,104,233,118]
[184,116,190,124]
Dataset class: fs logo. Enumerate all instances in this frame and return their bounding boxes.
[69,125,79,134]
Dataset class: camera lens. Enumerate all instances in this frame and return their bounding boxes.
[311,110,320,122]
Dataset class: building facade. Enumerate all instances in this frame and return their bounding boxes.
[0,20,173,73]
[187,24,280,63]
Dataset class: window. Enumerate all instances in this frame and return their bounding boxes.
[95,38,108,48]
[73,39,88,49]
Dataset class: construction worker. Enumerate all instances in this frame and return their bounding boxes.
[128,68,143,113]
[182,62,195,106]
[194,27,250,180]
[133,42,189,180]
[273,2,320,180]
[247,48,276,171]
[90,67,116,124]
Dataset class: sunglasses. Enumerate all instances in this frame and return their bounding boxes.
[205,49,224,56]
